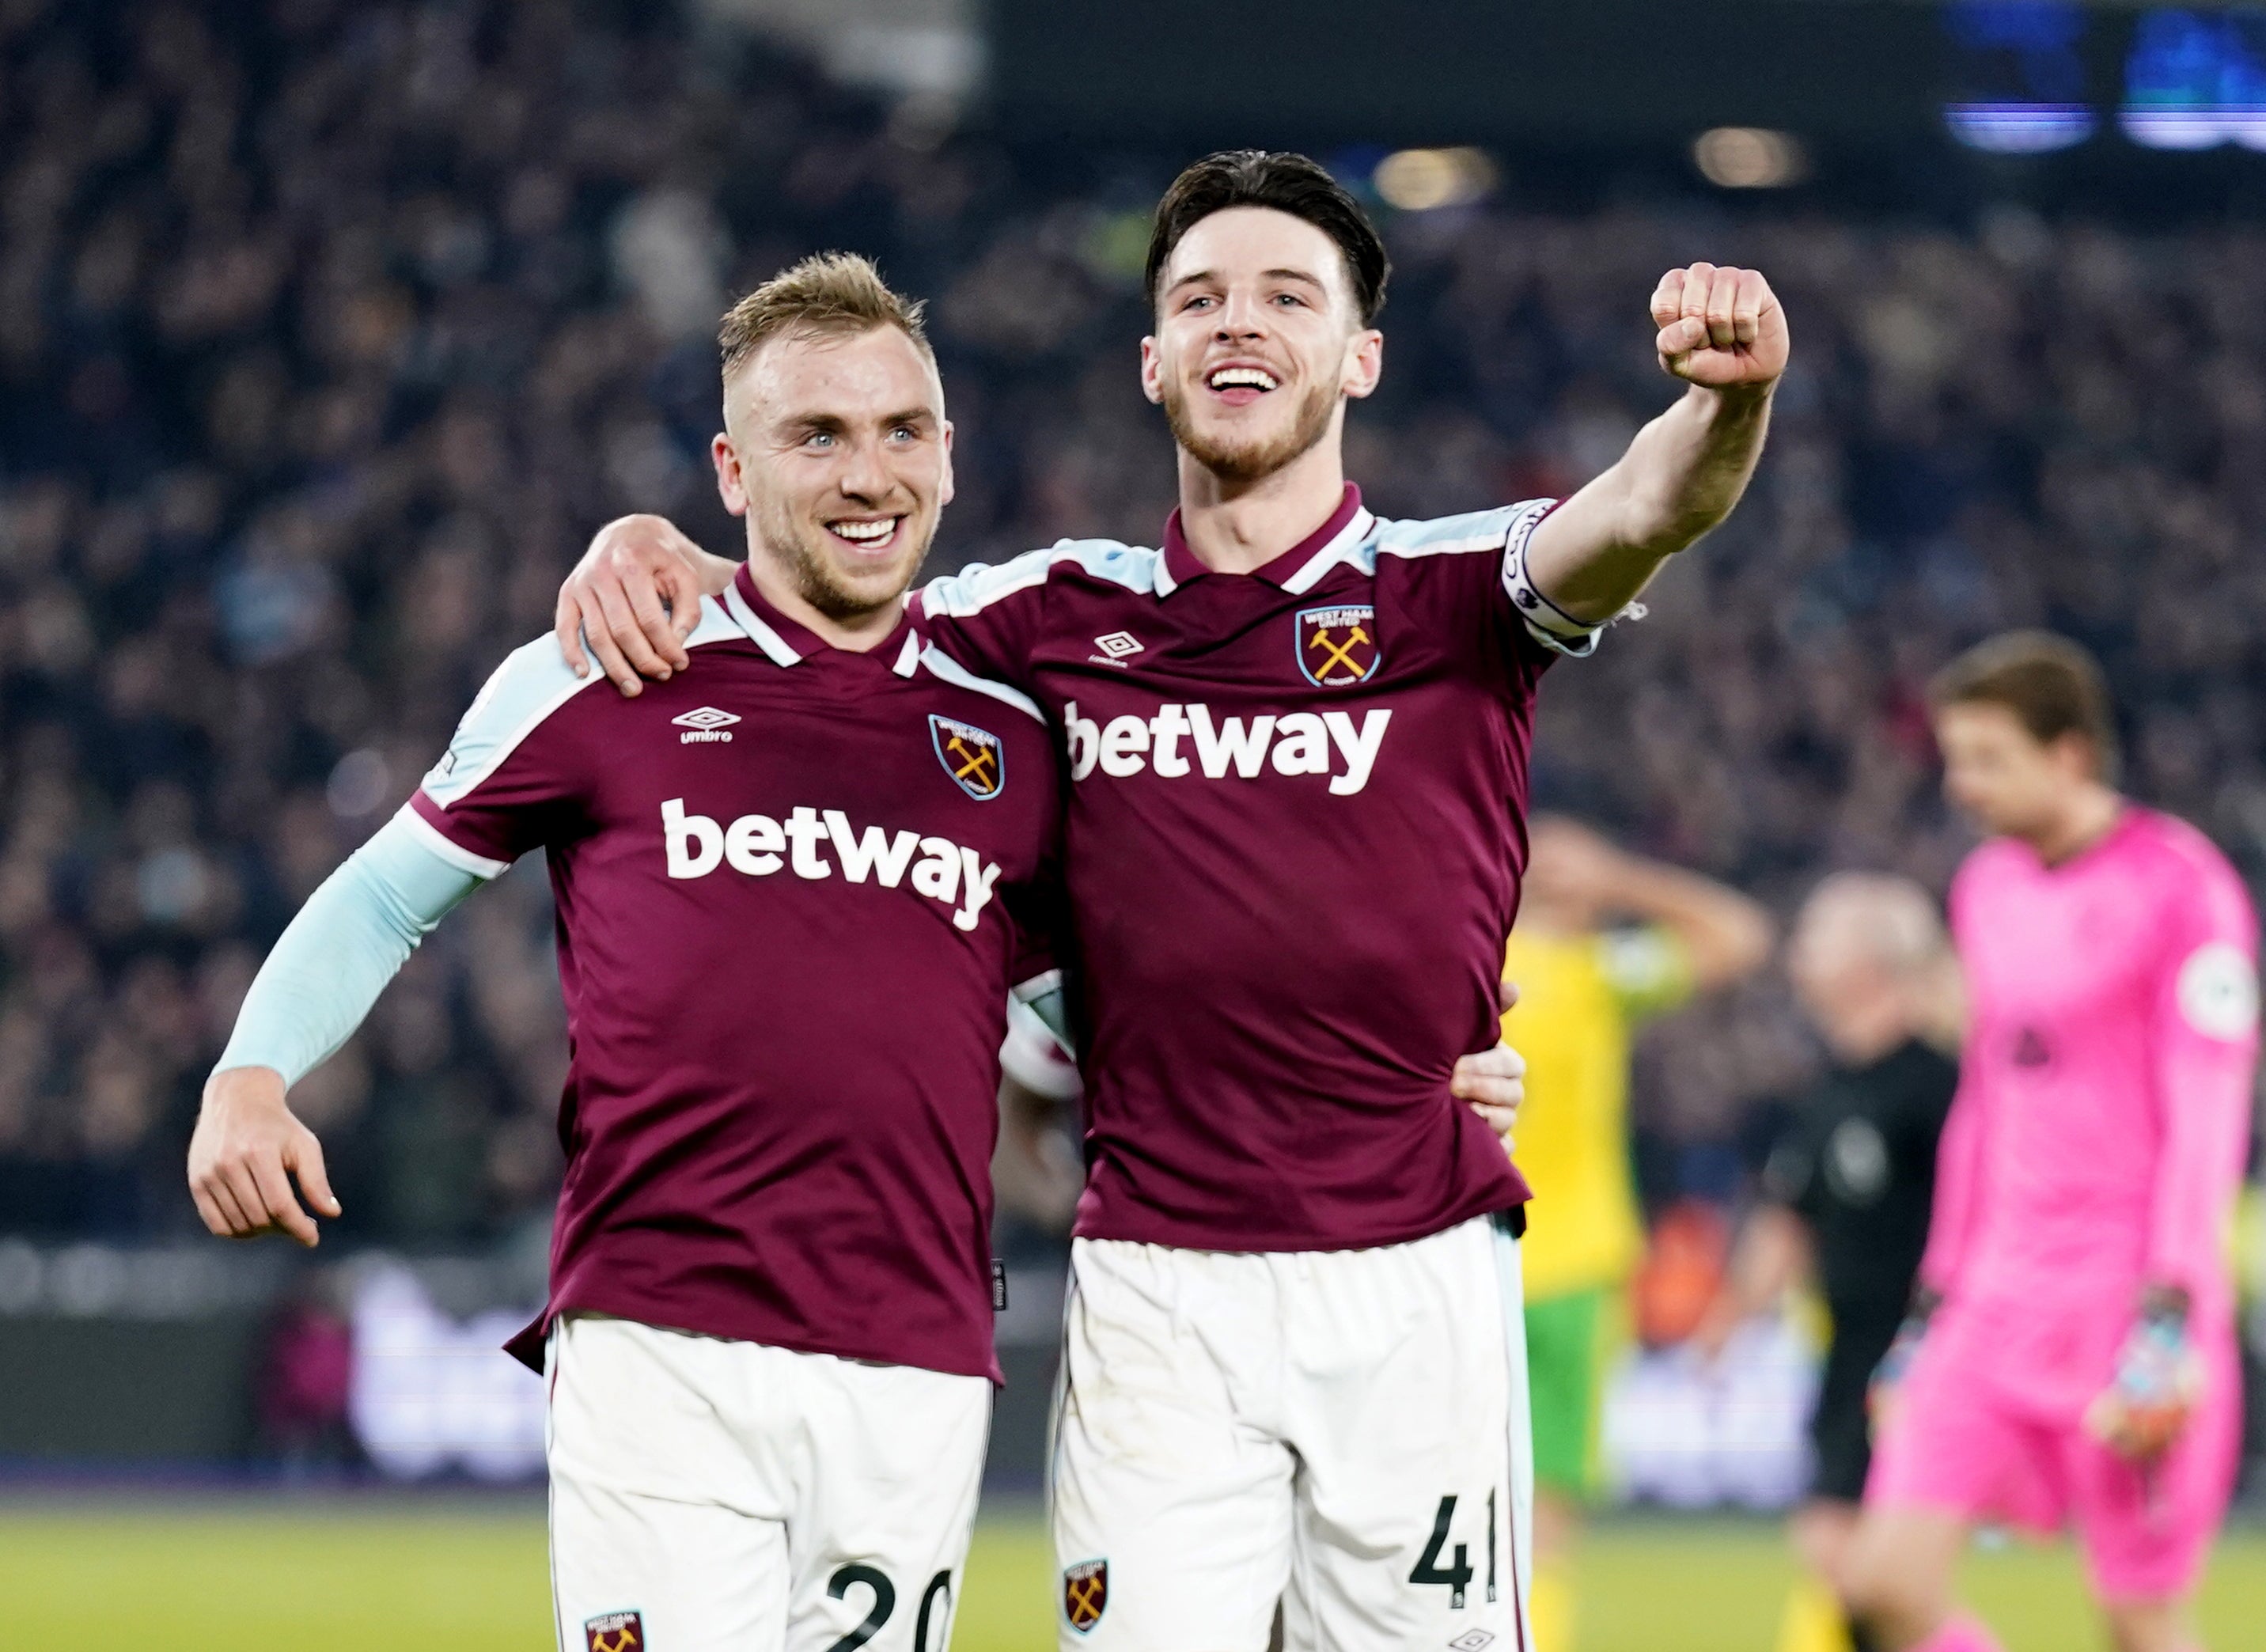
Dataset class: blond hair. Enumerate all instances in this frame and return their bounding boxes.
[717,252,931,381]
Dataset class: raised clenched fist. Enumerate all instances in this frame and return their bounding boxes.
[1650,263,1787,392]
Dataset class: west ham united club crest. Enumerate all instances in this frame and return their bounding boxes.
[1063,1558,1108,1633]
[930,714,1005,801]
[1295,604,1381,687]
[585,1610,644,1652]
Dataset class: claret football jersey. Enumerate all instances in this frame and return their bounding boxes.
[409,565,1059,1381]
[915,484,1596,1252]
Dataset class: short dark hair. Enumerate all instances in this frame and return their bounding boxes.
[1929,630,2120,781]
[1144,150,1390,325]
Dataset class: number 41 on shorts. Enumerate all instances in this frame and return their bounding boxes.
[1408,1491,1499,1610]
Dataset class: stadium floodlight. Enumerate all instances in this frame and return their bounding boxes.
[1693,128,1809,189]
[2119,9,2266,151]
[1942,0,2097,153]
[1372,148,1497,212]
[1944,101,2097,152]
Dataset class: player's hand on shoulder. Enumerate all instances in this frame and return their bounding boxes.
[188,1067,340,1248]
[555,513,731,696]
[1650,263,1787,393]
[1452,1035,1525,1154]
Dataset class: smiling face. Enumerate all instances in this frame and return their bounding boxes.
[712,324,953,622]
[1141,206,1382,484]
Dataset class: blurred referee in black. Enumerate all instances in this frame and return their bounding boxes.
[1700,872,1960,1652]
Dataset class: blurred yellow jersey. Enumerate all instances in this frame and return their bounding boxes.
[1502,925,1693,1300]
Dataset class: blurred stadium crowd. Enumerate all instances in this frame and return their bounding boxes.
[2,1,2261,1247]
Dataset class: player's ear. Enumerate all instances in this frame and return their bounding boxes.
[1341,328,1384,401]
[711,431,749,517]
[1139,335,1165,406]
[938,419,956,509]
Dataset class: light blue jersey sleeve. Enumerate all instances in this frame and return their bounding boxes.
[213,809,492,1086]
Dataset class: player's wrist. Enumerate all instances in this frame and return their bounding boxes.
[2138,1282,2191,1330]
[1699,378,1776,418]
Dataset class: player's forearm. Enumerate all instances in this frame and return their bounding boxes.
[1916,1077,1987,1297]
[1602,853,1774,990]
[1525,383,1773,623]
[214,812,485,1086]
[2143,1048,2255,1297]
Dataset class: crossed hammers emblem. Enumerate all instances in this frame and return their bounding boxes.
[945,734,998,790]
[1306,623,1374,681]
[1066,1574,1105,1624]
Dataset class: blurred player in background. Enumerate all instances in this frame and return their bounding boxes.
[558,150,1785,1652]
[1503,813,1773,1652]
[1844,634,2260,1652]
[1700,873,1960,1652]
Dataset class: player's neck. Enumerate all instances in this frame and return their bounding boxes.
[1173,436,1348,575]
[2022,782,2124,867]
[741,547,902,655]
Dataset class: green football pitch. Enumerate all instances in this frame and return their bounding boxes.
[2,1501,2261,1650]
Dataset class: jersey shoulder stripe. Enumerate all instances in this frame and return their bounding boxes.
[918,642,1046,724]
[1369,501,1548,563]
[421,599,747,808]
[919,540,1163,619]
[1364,498,1597,658]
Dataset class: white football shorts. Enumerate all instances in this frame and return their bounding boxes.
[547,1313,990,1652]
[1050,1214,1533,1652]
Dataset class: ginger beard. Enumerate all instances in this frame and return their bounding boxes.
[748,479,934,623]
[1158,349,1340,483]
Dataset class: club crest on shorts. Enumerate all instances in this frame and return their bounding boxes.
[930,714,1005,800]
[1296,604,1381,687]
[585,1610,644,1652]
[1063,1557,1108,1632]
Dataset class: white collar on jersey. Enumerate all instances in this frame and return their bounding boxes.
[1273,506,1379,596]
[1152,505,1377,598]
[721,578,804,667]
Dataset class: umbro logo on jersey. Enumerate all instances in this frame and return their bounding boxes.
[673,707,740,744]
[930,714,1005,800]
[1093,631,1143,659]
[1448,1634,1495,1652]
[1296,604,1380,687]
[585,1610,643,1652]
[1064,700,1392,796]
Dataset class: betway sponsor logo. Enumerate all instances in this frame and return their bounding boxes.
[661,799,1000,932]
[1063,702,1392,797]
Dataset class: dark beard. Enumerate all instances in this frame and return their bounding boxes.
[1161,373,1336,483]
